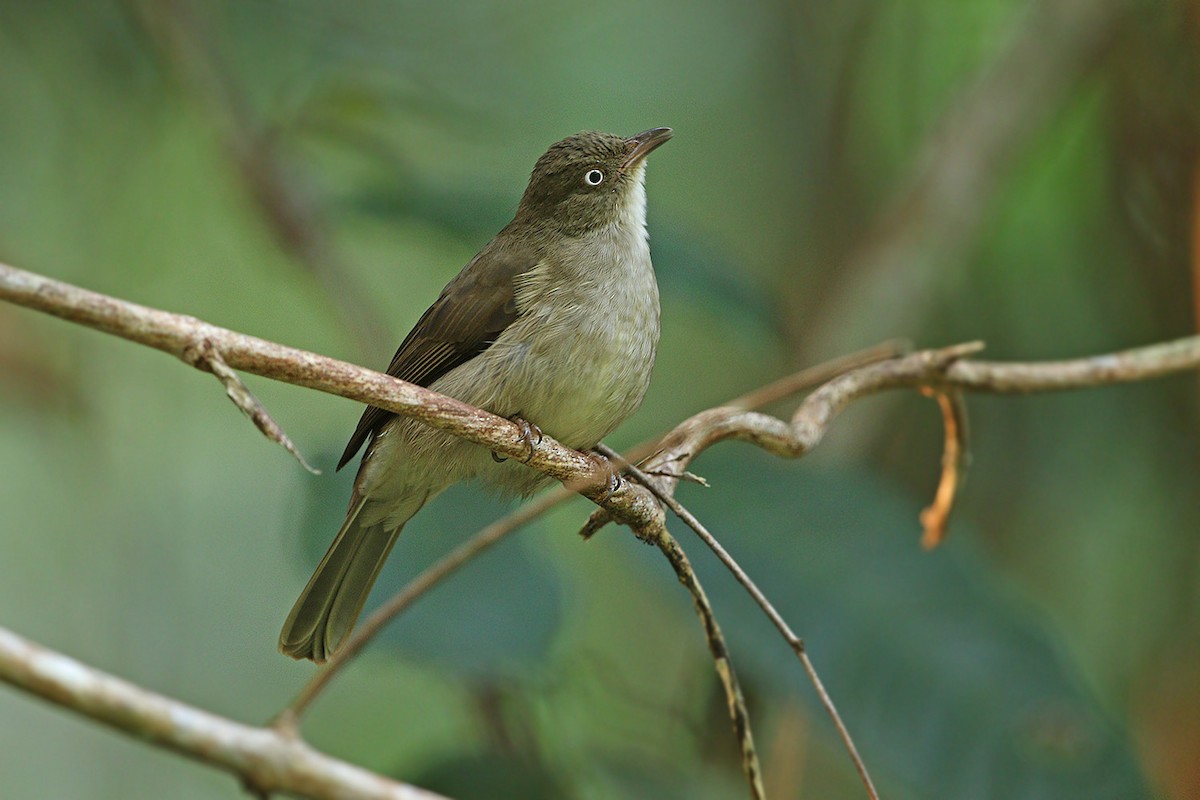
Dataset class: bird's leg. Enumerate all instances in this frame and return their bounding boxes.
[491,415,543,463]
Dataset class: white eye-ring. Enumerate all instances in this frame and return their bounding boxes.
[584,169,604,186]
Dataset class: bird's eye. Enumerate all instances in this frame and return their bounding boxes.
[584,169,604,186]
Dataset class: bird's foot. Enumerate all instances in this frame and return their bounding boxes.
[491,415,543,463]
[512,416,543,462]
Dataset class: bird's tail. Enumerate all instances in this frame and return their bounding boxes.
[278,494,423,663]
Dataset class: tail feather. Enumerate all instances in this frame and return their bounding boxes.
[279,494,422,662]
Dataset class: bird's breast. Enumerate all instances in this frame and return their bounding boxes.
[445,220,660,450]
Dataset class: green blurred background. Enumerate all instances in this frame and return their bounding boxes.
[2,1,1198,798]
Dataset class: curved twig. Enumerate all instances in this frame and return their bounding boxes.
[919,388,969,549]
[640,522,767,800]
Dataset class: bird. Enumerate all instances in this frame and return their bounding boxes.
[279,127,672,662]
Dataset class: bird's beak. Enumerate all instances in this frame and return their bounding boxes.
[622,127,673,170]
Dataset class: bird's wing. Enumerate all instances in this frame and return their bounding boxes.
[337,239,538,470]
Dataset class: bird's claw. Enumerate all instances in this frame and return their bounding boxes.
[511,415,543,462]
[492,415,543,463]
[594,456,624,503]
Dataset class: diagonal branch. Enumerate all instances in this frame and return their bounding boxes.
[0,626,446,800]
[0,262,662,531]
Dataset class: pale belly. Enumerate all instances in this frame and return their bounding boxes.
[360,287,659,506]
[451,313,653,452]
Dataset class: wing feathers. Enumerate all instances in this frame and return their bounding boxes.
[336,238,539,470]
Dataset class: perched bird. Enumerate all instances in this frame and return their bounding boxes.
[279,127,672,662]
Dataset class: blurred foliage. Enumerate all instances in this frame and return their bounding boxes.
[2,1,1198,799]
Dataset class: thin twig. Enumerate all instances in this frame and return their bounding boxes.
[727,338,909,410]
[919,389,969,549]
[638,522,767,800]
[183,337,320,474]
[945,337,1200,390]
[598,445,880,800]
[0,626,446,800]
[669,496,878,800]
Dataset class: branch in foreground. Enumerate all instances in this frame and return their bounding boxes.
[32,259,1177,549]
[0,626,445,800]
